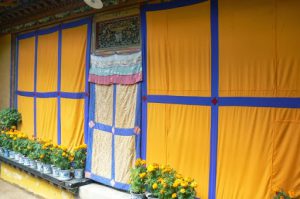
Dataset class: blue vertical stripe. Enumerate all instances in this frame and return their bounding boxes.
[135,84,142,159]
[209,0,219,198]
[57,27,62,144]
[33,32,38,137]
[111,84,117,181]
[84,19,92,144]
[141,6,148,160]
[86,83,96,172]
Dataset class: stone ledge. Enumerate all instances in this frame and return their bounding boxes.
[79,183,131,199]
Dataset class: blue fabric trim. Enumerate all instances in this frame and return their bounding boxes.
[33,33,38,138]
[141,5,148,160]
[147,95,212,106]
[18,32,35,40]
[61,17,92,30]
[209,0,219,199]
[135,84,142,159]
[209,106,218,199]
[111,84,117,181]
[219,97,300,108]
[143,0,207,11]
[16,91,86,99]
[57,27,62,145]
[37,26,59,36]
[115,128,134,136]
[57,97,61,144]
[90,174,130,191]
[90,174,111,186]
[86,84,96,172]
[84,19,92,144]
[60,92,86,99]
[94,123,112,133]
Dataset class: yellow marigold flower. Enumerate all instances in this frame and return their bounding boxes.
[13,137,17,140]
[9,135,13,138]
[61,146,67,151]
[172,182,179,188]
[62,152,67,157]
[152,183,158,190]
[184,177,193,183]
[190,181,198,188]
[175,179,182,184]
[180,188,186,194]
[40,154,45,159]
[135,158,141,166]
[69,156,74,161]
[288,190,295,198]
[181,181,188,187]
[147,164,155,172]
[139,172,146,178]
[160,164,166,170]
[11,126,16,130]
[172,193,177,198]
[140,160,146,165]
[160,189,165,194]
[153,163,159,169]
[163,183,167,188]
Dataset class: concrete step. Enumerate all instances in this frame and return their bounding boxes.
[79,183,131,199]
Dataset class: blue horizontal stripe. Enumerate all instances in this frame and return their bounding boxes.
[61,18,91,30]
[144,0,207,11]
[90,174,111,186]
[115,128,135,136]
[37,25,59,35]
[90,174,130,191]
[147,95,212,106]
[93,122,135,136]
[61,92,86,99]
[16,91,86,99]
[219,97,300,108]
[94,123,112,133]
[18,31,36,40]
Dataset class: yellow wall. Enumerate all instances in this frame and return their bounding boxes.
[0,34,11,109]
[0,163,74,199]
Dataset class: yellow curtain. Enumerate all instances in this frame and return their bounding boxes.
[61,25,87,93]
[36,98,57,144]
[17,96,34,136]
[0,34,11,109]
[219,0,300,97]
[60,98,84,148]
[18,37,35,92]
[147,103,211,199]
[37,32,58,92]
[217,107,300,199]
[147,2,211,96]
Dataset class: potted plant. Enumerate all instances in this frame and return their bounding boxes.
[39,141,53,174]
[50,144,62,178]
[72,144,87,179]
[56,146,72,180]
[145,163,161,199]
[129,158,147,199]
[0,108,21,131]
[27,140,41,169]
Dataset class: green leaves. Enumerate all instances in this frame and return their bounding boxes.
[0,108,22,130]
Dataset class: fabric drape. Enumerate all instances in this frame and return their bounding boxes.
[146,2,211,96]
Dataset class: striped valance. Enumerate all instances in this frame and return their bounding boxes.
[88,52,142,85]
